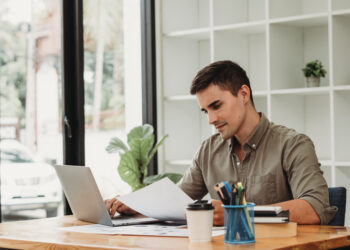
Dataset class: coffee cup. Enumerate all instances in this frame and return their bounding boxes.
[186,200,214,242]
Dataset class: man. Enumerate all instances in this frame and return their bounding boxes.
[106,60,337,226]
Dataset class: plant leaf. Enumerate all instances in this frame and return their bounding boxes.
[127,124,154,144]
[129,135,154,168]
[302,59,327,78]
[145,134,168,168]
[118,151,144,191]
[143,173,183,185]
[106,137,128,154]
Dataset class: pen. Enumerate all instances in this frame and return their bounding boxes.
[224,181,232,193]
[218,183,231,202]
[215,184,230,205]
[230,186,237,205]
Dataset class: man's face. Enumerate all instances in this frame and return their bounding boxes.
[196,84,246,140]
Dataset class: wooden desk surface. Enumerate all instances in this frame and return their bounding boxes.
[0,216,349,249]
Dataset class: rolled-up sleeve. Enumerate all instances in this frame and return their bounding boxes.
[283,134,337,225]
[178,149,208,200]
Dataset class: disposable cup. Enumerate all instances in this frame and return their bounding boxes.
[186,201,214,242]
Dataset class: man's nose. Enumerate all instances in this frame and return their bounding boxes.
[208,111,217,125]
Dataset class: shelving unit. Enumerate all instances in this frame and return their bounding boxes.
[156,0,350,225]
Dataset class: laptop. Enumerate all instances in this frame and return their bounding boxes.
[54,164,160,226]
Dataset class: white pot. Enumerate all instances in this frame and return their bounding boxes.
[306,76,320,87]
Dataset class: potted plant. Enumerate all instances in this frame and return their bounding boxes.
[302,60,327,87]
[106,124,182,191]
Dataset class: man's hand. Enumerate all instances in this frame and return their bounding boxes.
[211,199,224,226]
[104,196,138,218]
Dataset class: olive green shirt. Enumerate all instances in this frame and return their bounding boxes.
[179,113,337,224]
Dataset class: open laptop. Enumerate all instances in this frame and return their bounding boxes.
[54,164,160,226]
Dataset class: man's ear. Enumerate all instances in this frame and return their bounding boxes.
[239,85,251,104]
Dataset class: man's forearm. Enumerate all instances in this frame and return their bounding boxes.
[272,199,320,224]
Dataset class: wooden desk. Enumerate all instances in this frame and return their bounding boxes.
[0,216,349,249]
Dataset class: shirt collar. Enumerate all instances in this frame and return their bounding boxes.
[229,112,269,151]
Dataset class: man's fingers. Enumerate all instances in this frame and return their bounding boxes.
[211,199,224,226]
[118,204,137,215]
[105,198,116,212]
[110,200,123,217]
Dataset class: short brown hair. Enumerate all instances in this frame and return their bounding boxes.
[190,60,254,106]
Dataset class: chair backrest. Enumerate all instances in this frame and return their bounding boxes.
[328,187,347,226]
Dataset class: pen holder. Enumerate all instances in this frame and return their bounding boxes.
[222,203,255,244]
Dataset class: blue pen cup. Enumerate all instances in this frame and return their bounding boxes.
[222,203,255,244]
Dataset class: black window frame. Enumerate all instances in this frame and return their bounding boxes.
[141,0,158,176]
[61,0,85,215]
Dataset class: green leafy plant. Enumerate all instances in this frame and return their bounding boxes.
[302,60,327,78]
[106,124,183,191]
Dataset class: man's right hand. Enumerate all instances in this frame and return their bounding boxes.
[212,199,225,226]
[104,196,138,218]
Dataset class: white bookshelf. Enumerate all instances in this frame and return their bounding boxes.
[156,0,350,225]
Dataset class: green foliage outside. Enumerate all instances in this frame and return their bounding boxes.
[0,16,27,121]
[106,124,183,191]
[302,60,327,78]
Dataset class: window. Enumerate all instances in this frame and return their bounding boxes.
[0,0,63,221]
[83,0,142,199]
[1,0,145,221]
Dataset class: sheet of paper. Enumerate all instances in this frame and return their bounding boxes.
[59,224,225,237]
[117,178,193,221]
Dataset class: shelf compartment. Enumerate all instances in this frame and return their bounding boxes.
[332,0,350,11]
[164,28,210,40]
[164,95,196,101]
[213,0,265,26]
[270,22,329,90]
[214,21,265,34]
[166,160,192,166]
[163,101,212,161]
[332,14,350,86]
[334,91,350,161]
[334,85,350,91]
[271,86,331,95]
[269,0,328,19]
[332,9,350,16]
[271,94,331,161]
[214,29,267,91]
[270,13,328,27]
[335,166,350,226]
[162,0,209,33]
[254,96,267,115]
[162,36,210,96]
[335,162,350,167]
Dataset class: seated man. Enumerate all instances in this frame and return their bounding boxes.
[106,60,337,226]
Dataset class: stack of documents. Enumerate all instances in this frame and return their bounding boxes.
[117,178,193,221]
[254,206,289,223]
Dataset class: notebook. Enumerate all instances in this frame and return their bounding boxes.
[254,210,290,223]
[54,164,160,227]
[254,206,282,216]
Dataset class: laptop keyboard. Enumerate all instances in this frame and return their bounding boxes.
[111,216,159,226]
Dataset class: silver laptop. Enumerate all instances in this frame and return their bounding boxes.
[54,164,160,226]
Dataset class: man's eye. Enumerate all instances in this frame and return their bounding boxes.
[201,110,208,114]
[213,104,221,110]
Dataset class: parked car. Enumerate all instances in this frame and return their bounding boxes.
[0,139,62,217]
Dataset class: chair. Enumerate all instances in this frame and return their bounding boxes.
[328,187,347,226]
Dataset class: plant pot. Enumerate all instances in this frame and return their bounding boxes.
[305,76,320,87]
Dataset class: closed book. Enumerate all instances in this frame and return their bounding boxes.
[254,210,289,223]
[255,222,297,238]
[254,206,282,216]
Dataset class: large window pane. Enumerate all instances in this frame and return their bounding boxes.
[0,0,63,221]
[83,0,142,199]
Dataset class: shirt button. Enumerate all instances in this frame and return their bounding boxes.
[252,144,256,149]
[237,161,240,166]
